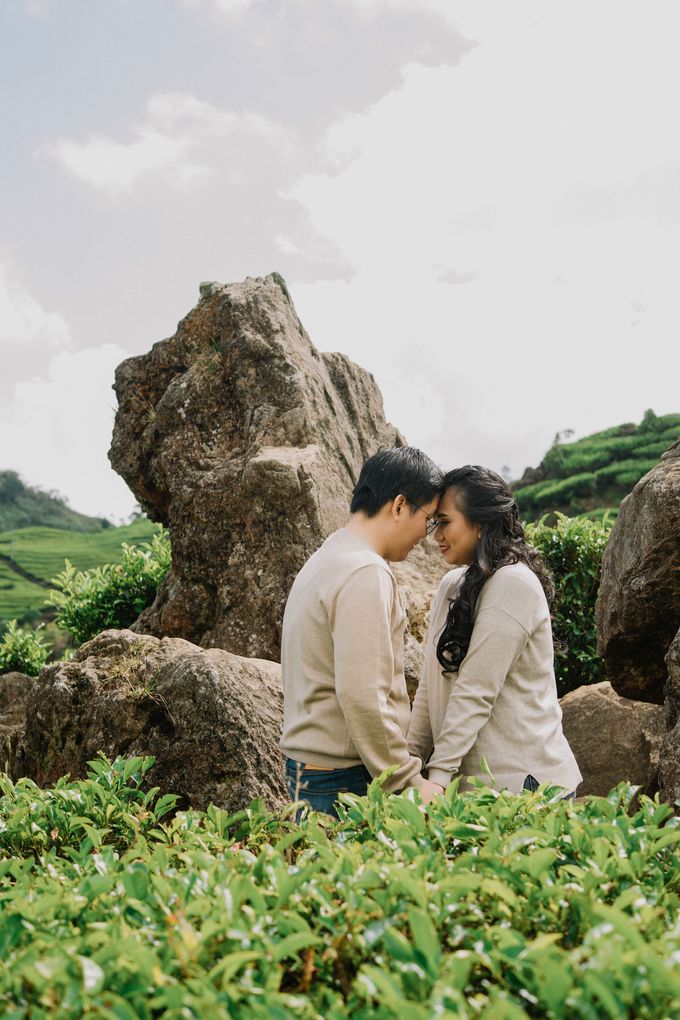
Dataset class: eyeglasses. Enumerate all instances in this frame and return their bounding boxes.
[408,500,442,536]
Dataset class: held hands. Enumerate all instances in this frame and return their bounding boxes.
[420,777,445,804]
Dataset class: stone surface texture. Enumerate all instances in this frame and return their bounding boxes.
[12,630,287,812]
[109,273,444,661]
[0,671,34,777]
[595,438,680,703]
[659,628,680,804]
[560,680,665,797]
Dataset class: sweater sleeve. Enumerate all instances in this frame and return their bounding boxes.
[426,604,529,788]
[332,564,423,793]
[408,569,465,767]
[407,659,433,766]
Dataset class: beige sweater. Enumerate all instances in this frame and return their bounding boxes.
[280,528,423,793]
[408,562,582,794]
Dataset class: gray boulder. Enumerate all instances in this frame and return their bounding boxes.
[0,671,34,777]
[659,628,680,804]
[12,630,286,812]
[596,438,680,703]
[560,681,665,797]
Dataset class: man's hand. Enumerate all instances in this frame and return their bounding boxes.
[420,778,445,804]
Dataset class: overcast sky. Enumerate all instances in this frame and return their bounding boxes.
[2,0,679,521]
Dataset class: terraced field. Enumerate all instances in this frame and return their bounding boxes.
[514,411,680,520]
[0,519,157,624]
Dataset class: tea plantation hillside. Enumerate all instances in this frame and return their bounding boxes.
[0,518,156,626]
[513,409,680,520]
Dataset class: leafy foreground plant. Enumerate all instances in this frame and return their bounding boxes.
[1,757,680,1019]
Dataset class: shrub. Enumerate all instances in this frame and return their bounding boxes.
[0,618,49,676]
[1,758,680,1018]
[48,526,171,644]
[526,513,611,696]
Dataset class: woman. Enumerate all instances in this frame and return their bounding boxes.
[408,465,582,797]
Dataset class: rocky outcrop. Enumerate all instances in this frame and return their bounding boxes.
[109,273,444,661]
[659,629,680,804]
[596,438,680,703]
[0,671,34,777]
[12,630,286,813]
[399,580,437,702]
[560,681,665,797]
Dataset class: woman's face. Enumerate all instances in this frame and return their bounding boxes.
[433,488,481,566]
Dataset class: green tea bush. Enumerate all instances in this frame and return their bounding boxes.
[526,514,611,696]
[48,526,171,644]
[2,757,680,1018]
[0,618,49,676]
[592,456,656,482]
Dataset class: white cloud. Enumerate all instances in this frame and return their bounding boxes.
[45,91,287,196]
[0,346,137,521]
[180,0,415,20]
[0,253,70,349]
[22,0,52,14]
[182,0,449,21]
[181,0,260,16]
[287,2,680,477]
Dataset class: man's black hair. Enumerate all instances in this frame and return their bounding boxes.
[350,446,444,517]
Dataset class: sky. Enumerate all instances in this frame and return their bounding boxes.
[1,0,679,522]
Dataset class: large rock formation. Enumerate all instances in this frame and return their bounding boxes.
[109,273,444,661]
[12,630,286,812]
[560,681,665,797]
[596,438,680,703]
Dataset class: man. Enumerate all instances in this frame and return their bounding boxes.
[280,446,445,816]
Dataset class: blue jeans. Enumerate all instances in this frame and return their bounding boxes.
[285,758,372,819]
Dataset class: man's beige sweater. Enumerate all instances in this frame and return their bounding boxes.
[408,562,582,794]
[280,528,423,793]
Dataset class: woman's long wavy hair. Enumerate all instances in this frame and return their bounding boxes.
[436,465,554,674]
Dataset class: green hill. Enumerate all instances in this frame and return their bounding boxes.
[0,518,157,626]
[0,470,112,532]
[514,409,680,520]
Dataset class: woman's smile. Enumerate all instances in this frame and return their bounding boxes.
[433,488,481,566]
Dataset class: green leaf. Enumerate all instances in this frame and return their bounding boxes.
[271,932,320,962]
[209,950,262,985]
[408,907,441,976]
[523,847,558,878]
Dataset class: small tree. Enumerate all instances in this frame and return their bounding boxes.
[639,408,661,433]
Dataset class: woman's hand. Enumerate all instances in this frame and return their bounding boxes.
[420,778,445,804]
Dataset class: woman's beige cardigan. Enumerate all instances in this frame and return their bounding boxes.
[407,561,582,794]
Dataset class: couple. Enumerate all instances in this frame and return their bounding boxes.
[280,447,581,817]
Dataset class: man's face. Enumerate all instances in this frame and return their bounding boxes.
[389,495,440,561]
